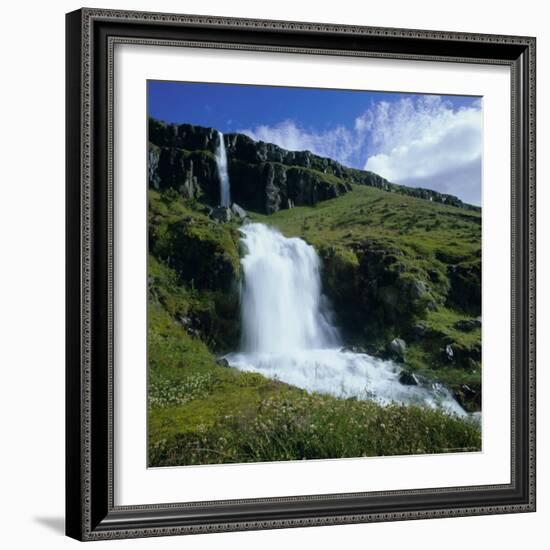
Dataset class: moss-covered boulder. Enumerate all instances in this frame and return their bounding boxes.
[149,192,240,291]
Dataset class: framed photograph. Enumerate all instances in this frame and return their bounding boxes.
[66,8,536,541]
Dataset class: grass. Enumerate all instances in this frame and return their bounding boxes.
[249,184,480,262]
[148,300,480,467]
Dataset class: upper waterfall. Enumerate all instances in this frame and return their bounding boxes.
[215,131,231,207]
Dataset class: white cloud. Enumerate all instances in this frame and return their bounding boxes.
[239,96,482,205]
[238,120,362,167]
[363,96,482,205]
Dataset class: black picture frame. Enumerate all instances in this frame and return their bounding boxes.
[66,7,536,541]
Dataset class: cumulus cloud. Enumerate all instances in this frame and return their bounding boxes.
[362,96,482,205]
[239,95,482,205]
[238,120,363,167]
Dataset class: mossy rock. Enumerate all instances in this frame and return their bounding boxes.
[149,191,241,291]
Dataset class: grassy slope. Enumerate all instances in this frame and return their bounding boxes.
[148,186,481,467]
[251,184,480,259]
[149,298,480,467]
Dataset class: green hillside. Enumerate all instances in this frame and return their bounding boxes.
[251,184,481,407]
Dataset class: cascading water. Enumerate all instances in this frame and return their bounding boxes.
[238,223,339,353]
[215,131,231,207]
[225,223,467,418]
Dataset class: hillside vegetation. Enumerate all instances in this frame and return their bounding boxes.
[251,184,481,409]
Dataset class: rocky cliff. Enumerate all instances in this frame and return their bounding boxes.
[148,118,479,214]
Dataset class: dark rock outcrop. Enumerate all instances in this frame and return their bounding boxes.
[148,118,479,214]
[356,241,435,329]
[399,370,419,386]
[225,159,351,214]
[447,261,482,314]
[149,144,220,204]
[149,119,220,154]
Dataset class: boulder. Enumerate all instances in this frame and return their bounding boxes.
[453,383,481,412]
[230,202,247,220]
[403,279,427,300]
[398,370,419,386]
[388,338,407,361]
[176,315,201,338]
[216,357,230,368]
[210,206,232,223]
[176,315,192,328]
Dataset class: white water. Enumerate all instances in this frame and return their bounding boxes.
[226,223,466,417]
[238,223,339,353]
[215,131,231,207]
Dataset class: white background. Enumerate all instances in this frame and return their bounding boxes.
[0,0,546,549]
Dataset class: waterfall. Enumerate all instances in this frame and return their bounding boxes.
[239,223,339,353]
[225,223,467,418]
[215,131,231,207]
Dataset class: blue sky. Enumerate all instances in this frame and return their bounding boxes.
[148,80,482,205]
